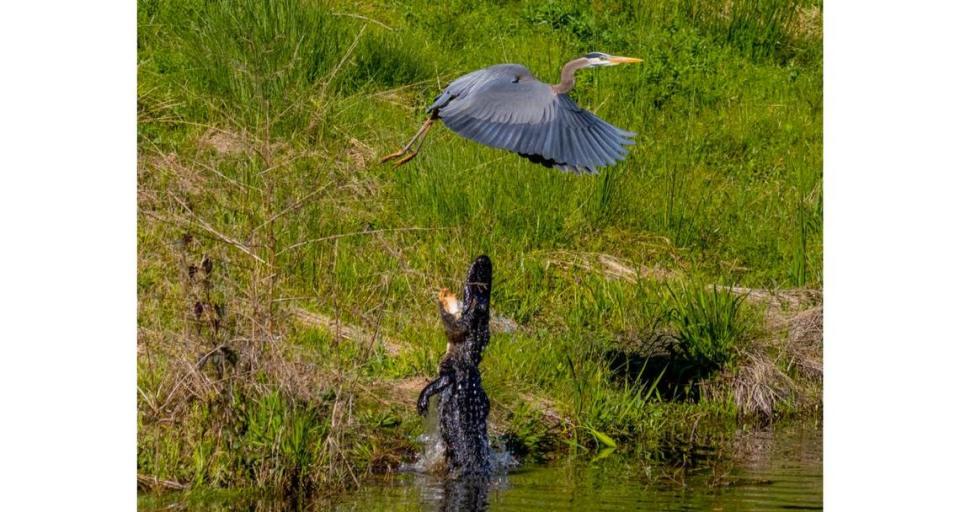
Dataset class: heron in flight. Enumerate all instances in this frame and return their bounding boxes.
[381,52,642,174]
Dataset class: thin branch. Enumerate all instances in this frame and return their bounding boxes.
[324,24,367,88]
[257,149,314,177]
[169,194,268,266]
[278,226,450,256]
[308,25,368,134]
[332,12,394,31]
[248,181,333,237]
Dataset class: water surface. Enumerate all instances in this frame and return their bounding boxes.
[140,423,821,511]
[337,424,821,511]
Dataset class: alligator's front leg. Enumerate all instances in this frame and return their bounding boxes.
[417,372,453,416]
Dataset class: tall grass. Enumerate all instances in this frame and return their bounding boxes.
[138,0,821,498]
[668,284,755,373]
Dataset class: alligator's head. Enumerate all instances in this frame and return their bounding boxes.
[462,255,492,310]
[437,256,493,363]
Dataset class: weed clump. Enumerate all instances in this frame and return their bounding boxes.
[667,284,754,377]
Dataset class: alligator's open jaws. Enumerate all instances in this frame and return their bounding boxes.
[417,255,493,480]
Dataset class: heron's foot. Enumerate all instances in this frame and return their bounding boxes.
[382,117,434,166]
[392,150,419,167]
[380,148,419,167]
[380,148,407,163]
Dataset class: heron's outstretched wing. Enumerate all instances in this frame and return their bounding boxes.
[428,64,635,174]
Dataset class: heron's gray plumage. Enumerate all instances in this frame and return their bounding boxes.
[427,64,635,174]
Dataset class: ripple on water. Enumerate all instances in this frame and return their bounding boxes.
[341,424,822,512]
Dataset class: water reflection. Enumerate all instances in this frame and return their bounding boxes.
[339,423,821,512]
[139,423,821,512]
[440,476,488,512]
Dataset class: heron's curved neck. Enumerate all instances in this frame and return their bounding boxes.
[552,57,588,94]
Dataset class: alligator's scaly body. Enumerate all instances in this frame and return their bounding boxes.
[417,256,493,479]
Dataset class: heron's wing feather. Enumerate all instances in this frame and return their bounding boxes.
[433,65,634,174]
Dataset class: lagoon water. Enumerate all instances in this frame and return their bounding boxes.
[336,424,821,511]
[140,423,821,511]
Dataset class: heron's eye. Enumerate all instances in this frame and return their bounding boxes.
[512,76,520,83]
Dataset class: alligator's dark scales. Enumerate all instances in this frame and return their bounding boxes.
[417,255,493,479]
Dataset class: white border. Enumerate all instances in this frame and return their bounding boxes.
[825,1,960,509]
[1,1,959,509]
[0,2,136,510]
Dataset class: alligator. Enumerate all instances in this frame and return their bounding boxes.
[417,255,493,479]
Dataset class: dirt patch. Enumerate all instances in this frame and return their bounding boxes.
[490,314,519,334]
[199,128,250,156]
[374,376,431,406]
[544,250,677,283]
[344,137,376,170]
[291,306,403,356]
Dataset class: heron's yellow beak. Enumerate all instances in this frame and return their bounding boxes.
[609,56,643,65]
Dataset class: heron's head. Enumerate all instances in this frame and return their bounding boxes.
[583,52,643,68]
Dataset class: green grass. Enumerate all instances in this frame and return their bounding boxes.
[137,0,822,500]
[668,283,756,373]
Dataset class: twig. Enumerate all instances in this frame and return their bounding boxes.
[137,473,187,491]
[169,194,268,266]
[248,181,333,237]
[324,24,367,87]
[332,12,393,31]
[278,226,449,256]
[308,25,368,135]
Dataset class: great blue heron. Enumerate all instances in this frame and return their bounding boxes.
[381,52,642,174]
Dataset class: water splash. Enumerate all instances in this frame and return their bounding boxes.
[401,397,518,476]
[401,401,448,474]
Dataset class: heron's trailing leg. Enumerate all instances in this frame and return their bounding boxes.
[381,117,434,166]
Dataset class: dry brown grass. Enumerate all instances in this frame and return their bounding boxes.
[704,288,822,420]
[788,4,822,41]
[780,305,823,382]
[343,137,376,170]
[717,285,821,311]
[713,345,797,420]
